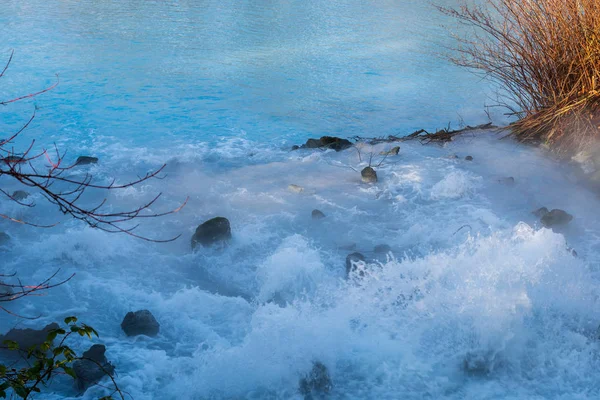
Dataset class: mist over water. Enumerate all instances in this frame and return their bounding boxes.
[2,1,600,399]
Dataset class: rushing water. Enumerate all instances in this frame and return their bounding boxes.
[2,1,600,399]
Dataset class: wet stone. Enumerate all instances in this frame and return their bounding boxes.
[12,190,29,201]
[299,362,332,398]
[311,209,326,220]
[191,217,232,249]
[361,167,377,183]
[541,209,573,227]
[75,156,98,165]
[73,344,115,393]
[121,309,160,337]
[345,252,366,276]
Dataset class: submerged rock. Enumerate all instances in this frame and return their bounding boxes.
[288,184,305,193]
[463,351,501,376]
[75,156,98,166]
[361,167,377,183]
[0,322,59,350]
[121,310,160,337]
[301,136,352,152]
[541,209,573,227]
[0,232,10,246]
[299,362,332,398]
[465,156,473,161]
[12,190,29,201]
[191,217,232,249]
[291,145,300,151]
[380,146,400,156]
[345,252,366,276]
[2,155,25,164]
[498,177,515,185]
[73,344,115,393]
[311,209,326,220]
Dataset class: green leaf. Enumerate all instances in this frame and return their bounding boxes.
[64,316,78,325]
[62,366,77,379]
[2,340,18,351]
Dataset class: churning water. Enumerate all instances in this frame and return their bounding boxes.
[2,1,600,399]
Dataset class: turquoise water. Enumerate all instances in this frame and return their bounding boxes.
[3,1,600,400]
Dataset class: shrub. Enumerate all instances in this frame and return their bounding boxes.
[439,0,600,154]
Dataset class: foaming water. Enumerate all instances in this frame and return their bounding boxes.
[2,132,600,399]
[2,1,600,399]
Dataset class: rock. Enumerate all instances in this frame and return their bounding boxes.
[311,209,326,220]
[299,362,332,398]
[498,177,515,185]
[532,207,549,218]
[2,155,25,164]
[11,190,29,201]
[120,310,160,337]
[380,146,400,156]
[288,184,304,193]
[73,344,115,393]
[75,156,98,166]
[373,244,391,254]
[541,209,573,227]
[361,167,377,183]
[191,217,232,249]
[0,322,59,350]
[304,138,321,149]
[0,232,10,246]
[302,136,353,152]
[318,136,353,151]
[465,156,473,161]
[291,145,300,151]
[345,252,366,276]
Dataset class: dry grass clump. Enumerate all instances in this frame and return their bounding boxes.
[439,0,600,154]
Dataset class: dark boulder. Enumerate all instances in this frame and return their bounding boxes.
[299,361,332,398]
[345,252,366,276]
[191,217,232,249]
[465,156,473,161]
[361,167,377,183]
[73,344,115,393]
[12,190,29,201]
[541,209,573,227]
[305,138,321,149]
[291,145,300,151]
[0,323,59,351]
[120,310,160,337]
[75,156,98,166]
[302,136,352,152]
[319,136,352,151]
[311,209,326,220]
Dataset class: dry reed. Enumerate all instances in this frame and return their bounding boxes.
[439,0,600,154]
